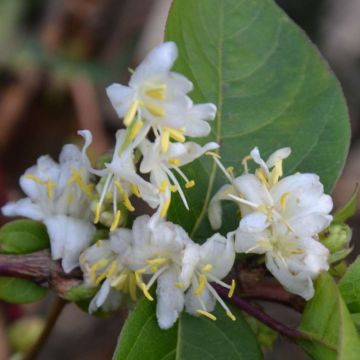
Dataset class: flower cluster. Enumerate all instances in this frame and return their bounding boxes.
[1,41,335,330]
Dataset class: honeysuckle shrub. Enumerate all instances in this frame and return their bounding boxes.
[1,0,360,359]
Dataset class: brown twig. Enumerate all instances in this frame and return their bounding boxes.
[23,297,67,360]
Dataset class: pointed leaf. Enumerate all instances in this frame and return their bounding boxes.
[165,0,350,240]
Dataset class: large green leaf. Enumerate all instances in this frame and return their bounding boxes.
[339,257,360,313]
[114,298,262,360]
[299,272,360,359]
[0,277,47,304]
[165,0,350,240]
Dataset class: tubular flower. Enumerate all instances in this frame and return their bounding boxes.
[106,42,217,152]
[80,229,137,313]
[236,221,329,299]
[128,215,191,329]
[140,138,219,221]
[2,144,96,273]
[78,130,157,231]
[208,147,333,237]
[178,233,236,321]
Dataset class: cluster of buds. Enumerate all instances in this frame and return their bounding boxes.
[1,42,336,329]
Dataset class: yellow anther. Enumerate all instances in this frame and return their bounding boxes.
[68,170,94,198]
[197,310,217,321]
[129,119,144,141]
[135,268,146,283]
[241,155,252,165]
[226,311,236,321]
[168,158,181,166]
[167,128,185,143]
[255,169,269,187]
[115,180,124,194]
[201,264,213,273]
[131,183,140,197]
[106,260,118,278]
[45,180,56,199]
[161,130,170,153]
[111,273,127,289]
[124,100,140,127]
[160,197,171,218]
[94,203,101,224]
[228,279,236,298]
[23,174,44,184]
[145,84,166,100]
[226,166,235,177]
[270,160,283,185]
[145,102,165,117]
[206,151,221,159]
[66,193,74,205]
[280,192,290,210]
[140,283,154,301]
[90,259,109,283]
[175,282,184,289]
[150,266,158,273]
[123,193,135,212]
[159,180,168,193]
[185,180,195,189]
[257,204,266,213]
[170,185,178,193]
[194,274,207,296]
[110,210,121,232]
[146,257,168,266]
[96,240,103,247]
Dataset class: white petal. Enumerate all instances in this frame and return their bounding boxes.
[250,147,269,175]
[184,119,211,137]
[1,199,45,221]
[235,226,269,254]
[240,212,268,233]
[44,215,96,273]
[266,147,291,168]
[156,268,184,329]
[89,279,111,313]
[175,142,219,167]
[179,243,201,289]
[185,285,216,316]
[130,42,178,85]
[266,253,314,300]
[106,83,135,118]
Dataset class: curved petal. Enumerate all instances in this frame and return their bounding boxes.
[185,285,216,316]
[156,268,184,329]
[250,147,269,176]
[89,279,111,313]
[235,226,269,254]
[1,198,45,221]
[240,212,268,233]
[106,83,135,118]
[179,243,201,289]
[266,147,291,168]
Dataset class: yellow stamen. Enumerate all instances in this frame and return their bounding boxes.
[201,264,213,273]
[68,170,93,198]
[168,158,181,166]
[228,279,236,298]
[94,203,101,224]
[66,193,74,205]
[115,180,124,194]
[90,259,109,283]
[159,180,168,193]
[124,100,140,127]
[270,160,283,185]
[145,102,165,117]
[161,130,170,153]
[111,273,127,289]
[150,266,158,273]
[145,84,166,100]
[129,119,144,141]
[146,257,168,266]
[280,192,290,210]
[140,283,154,301]
[226,311,236,321]
[128,272,137,301]
[96,240,103,247]
[160,197,171,218]
[197,310,216,321]
[185,180,195,189]
[175,282,184,289]
[226,166,235,177]
[255,169,269,187]
[194,274,207,296]
[170,185,178,193]
[123,193,135,212]
[167,128,185,143]
[131,183,140,197]
[44,180,55,199]
[110,210,121,232]
[206,151,221,158]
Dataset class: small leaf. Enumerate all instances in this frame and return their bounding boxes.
[0,220,50,254]
[334,184,359,223]
[339,256,360,313]
[113,298,262,360]
[299,272,360,359]
[0,277,47,304]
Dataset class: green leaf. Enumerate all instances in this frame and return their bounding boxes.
[339,257,360,313]
[165,0,350,240]
[0,277,47,304]
[0,220,50,254]
[334,184,359,224]
[113,298,262,360]
[299,272,360,359]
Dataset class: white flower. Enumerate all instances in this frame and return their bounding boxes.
[209,147,333,237]
[140,138,218,221]
[128,215,191,329]
[178,233,236,321]
[78,129,157,231]
[2,144,96,273]
[80,229,136,313]
[106,42,217,152]
[236,221,329,299]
